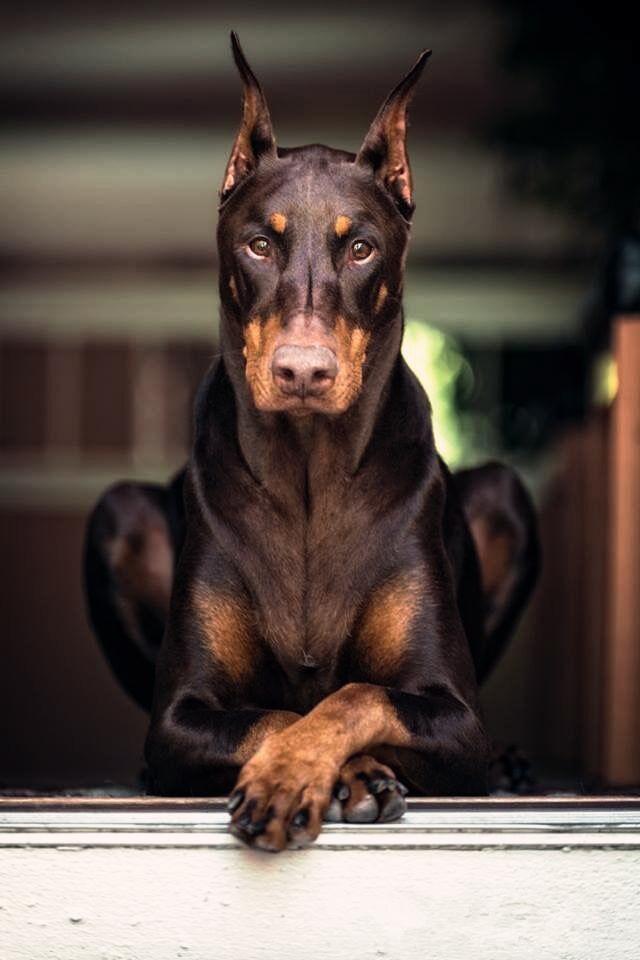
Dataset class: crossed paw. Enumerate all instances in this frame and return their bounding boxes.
[228,752,408,852]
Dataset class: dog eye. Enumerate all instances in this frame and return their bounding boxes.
[248,236,271,258]
[351,239,374,262]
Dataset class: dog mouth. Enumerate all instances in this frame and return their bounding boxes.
[266,393,339,417]
[247,376,357,417]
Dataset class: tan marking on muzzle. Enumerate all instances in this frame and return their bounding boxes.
[243,315,283,409]
[331,317,371,412]
[334,215,352,238]
[375,282,388,314]
[269,212,287,234]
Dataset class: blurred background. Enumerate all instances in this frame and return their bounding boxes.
[1,1,639,792]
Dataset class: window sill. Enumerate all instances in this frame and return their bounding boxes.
[2,795,640,849]
[2,797,639,960]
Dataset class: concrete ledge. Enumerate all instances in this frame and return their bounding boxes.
[2,798,640,959]
[2,796,640,849]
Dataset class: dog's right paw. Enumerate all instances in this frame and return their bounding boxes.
[325,754,408,824]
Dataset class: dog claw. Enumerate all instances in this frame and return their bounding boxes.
[291,808,309,829]
[235,814,268,837]
[369,777,395,795]
[334,782,350,801]
[227,790,244,813]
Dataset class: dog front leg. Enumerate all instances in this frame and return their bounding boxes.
[145,700,300,796]
[229,681,488,850]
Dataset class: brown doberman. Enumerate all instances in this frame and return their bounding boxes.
[84,34,539,851]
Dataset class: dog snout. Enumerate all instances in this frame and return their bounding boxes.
[272,345,338,398]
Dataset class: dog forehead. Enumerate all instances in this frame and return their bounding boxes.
[253,152,374,223]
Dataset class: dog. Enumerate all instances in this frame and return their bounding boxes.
[84,33,539,851]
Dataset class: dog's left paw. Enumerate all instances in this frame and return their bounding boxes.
[324,754,408,824]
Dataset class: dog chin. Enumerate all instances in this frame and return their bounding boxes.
[252,393,353,418]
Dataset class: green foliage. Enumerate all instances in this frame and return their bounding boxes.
[402,319,492,467]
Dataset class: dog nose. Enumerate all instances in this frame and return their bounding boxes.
[272,345,338,398]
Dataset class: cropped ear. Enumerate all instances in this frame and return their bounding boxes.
[356,49,431,221]
[220,32,277,203]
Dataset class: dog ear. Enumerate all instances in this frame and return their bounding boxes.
[356,49,431,221]
[220,32,277,203]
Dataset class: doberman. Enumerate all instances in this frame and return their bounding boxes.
[84,34,539,851]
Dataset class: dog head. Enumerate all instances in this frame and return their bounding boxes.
[218,33,430,418]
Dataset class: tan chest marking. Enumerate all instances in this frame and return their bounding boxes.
[356,570,424,680]
[191,583,256,685]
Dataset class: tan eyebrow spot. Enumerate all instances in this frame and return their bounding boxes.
[269,212,287,234]
[334,215,352,237]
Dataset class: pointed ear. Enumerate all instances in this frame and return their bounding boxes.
[220,32,277,203]
[356,49,431,221]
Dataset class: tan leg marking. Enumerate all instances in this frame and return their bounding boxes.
[231,711,301,765]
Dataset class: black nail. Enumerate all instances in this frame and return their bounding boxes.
[334,782,350,801]
[244,817,268,837]
[369,778,392,794]
[227,790,244,813]
[291,808,309,829]
[236,799,257,829]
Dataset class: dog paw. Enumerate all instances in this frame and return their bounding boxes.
[227,739,336,852]
[325,754,408,824]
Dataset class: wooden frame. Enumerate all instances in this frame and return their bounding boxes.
[602,316,640,784]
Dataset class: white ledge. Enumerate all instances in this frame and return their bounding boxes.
[2,796,640,850]
[2,798,640,960]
